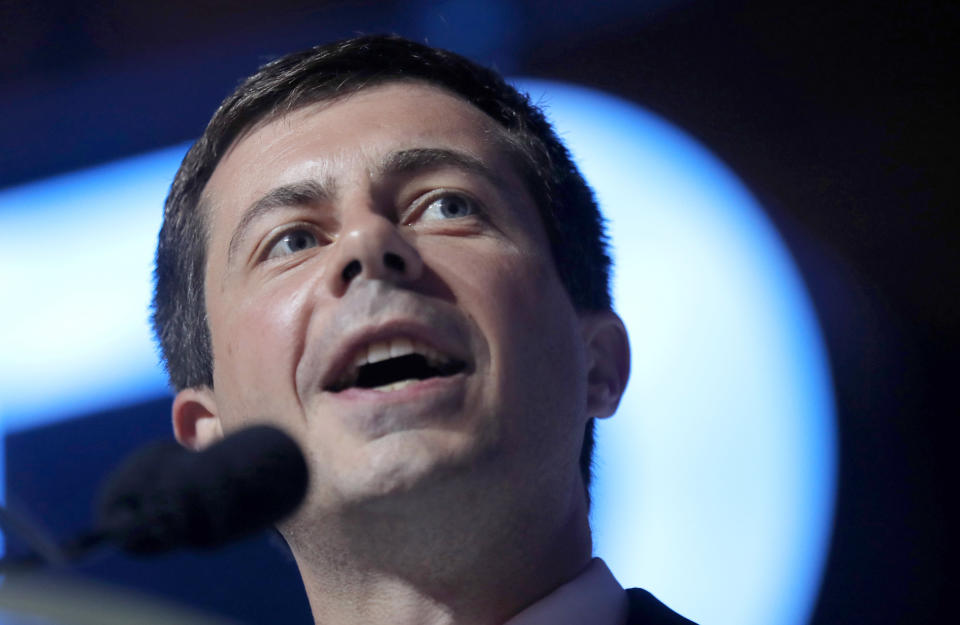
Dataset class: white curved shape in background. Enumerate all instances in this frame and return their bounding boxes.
[1,79,836,625]
[514,80,837,625]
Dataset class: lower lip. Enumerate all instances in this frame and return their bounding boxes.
[327,373,465,402]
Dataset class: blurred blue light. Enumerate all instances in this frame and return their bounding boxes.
[513,79,836,625]
[414,0,522,68]
[0,81,835,625]
[0,145,187,434]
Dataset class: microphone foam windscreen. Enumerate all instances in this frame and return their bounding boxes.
[97,425,308,554]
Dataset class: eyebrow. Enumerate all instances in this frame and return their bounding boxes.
[227,179,334,263]
[376,147,505,187]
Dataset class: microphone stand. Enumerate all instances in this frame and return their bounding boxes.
[0,502,69,572]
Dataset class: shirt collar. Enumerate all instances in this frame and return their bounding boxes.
[504,558,627,625]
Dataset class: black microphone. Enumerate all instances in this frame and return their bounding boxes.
[91,424,308,555]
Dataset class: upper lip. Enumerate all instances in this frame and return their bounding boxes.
[318,319,471,392]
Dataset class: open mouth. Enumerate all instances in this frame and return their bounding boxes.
[326,337,467,393]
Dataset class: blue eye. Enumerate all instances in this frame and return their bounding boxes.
[420,194,478,221]
[266,228,320,259]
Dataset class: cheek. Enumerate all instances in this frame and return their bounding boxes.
[482,248,588,458]
[493,247,574,342]
[446,240,584,387]
[208,277,315,422]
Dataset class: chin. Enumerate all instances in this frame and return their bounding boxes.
[336,427,492,508]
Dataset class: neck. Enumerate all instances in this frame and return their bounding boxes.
[284,473,592,625]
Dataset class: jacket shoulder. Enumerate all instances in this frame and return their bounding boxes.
[625,588,698,625]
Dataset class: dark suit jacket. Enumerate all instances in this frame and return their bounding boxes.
[626,588,698,624]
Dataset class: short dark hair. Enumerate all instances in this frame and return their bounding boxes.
[152,34,612,494]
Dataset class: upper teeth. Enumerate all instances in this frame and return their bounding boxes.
[329,337,457,391]
[353,337,449,369]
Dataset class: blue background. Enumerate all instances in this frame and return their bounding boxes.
[0,2,952,623]
[0,79,836,624]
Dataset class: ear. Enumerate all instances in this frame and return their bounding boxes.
[580,311,630,419]
[172,386,224,450]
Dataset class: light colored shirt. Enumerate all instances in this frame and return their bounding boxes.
[505,558,628,625]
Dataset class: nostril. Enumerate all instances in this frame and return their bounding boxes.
[342,259,362,282]
[383,252,406,273]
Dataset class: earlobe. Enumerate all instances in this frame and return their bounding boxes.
[172,387,224,450]
[581,311,631,419]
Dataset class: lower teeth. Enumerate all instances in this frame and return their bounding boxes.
[371,379,419,392]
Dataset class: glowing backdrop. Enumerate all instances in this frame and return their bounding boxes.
[0,81,836,625]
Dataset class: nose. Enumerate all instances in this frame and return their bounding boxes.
[327,211,424,296]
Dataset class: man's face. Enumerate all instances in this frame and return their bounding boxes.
[185,82,594,515]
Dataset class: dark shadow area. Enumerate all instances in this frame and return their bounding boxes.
[2,1,953,622]
[4,396,312,625]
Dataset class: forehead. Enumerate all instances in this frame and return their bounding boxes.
[202,82,519,214]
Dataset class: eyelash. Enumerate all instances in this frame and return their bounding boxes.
[262,222,327,261]
[405,190,482,224]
